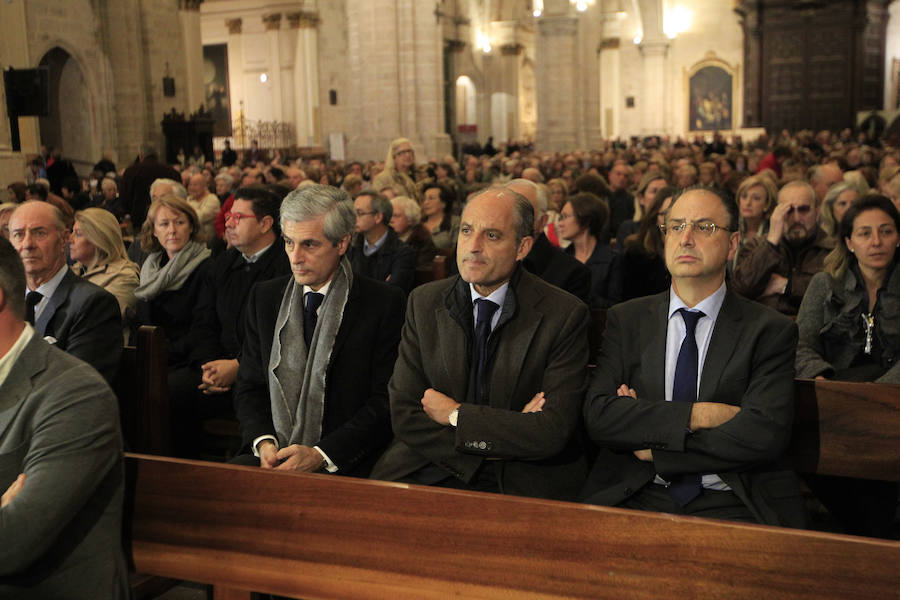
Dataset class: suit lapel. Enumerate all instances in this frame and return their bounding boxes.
[640,292,669,403]
[34,268,73,337]
[436,303,470,402]
[331,276,360,360]
[699,292,741,402]
[489,284,540,410]
[0,334,45,439]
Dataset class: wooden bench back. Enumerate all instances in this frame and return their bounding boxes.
[115,326,170,455]
[126,454,900,599]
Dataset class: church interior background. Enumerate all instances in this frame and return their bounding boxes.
[0,0,898,182]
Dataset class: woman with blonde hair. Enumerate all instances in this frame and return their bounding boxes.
[732,174,778,267]
[372,137,419,199]
[133,195,212,365]
[820,181,863,239]
[70,208,140,339]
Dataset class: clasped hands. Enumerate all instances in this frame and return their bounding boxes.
[616,384,741,463]
[197,358,239,395]
[421,388,547,425]
[257,441,325,472]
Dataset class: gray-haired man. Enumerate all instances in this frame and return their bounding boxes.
[233,185,405,477]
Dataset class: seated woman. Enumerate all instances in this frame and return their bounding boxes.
[615,172,668,248]
[796,194,900,538]
[621,186,676,301]
[732,174,777,268]
[133,195,212,366]
[390,195,437,270]
[420,180,460,251]
[820,181,862,242]
[557,192,622,309]
[70,207,140,342]
[545,178,569,248]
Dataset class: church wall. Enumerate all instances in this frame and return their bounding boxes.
[316,0,350,154]
[884,1,900,110]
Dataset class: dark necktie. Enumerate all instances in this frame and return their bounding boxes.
[303,292,324,348]
[473,298,499,405]
[25,291,43,325]
[668,308,705,506]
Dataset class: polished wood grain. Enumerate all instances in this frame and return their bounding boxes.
[126,454,900,600]
[792,379,900,481]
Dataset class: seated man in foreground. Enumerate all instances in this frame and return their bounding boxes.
[0,237,128,598]
[581,187,806,527]
[234,185,404,476]
[372,188,589,501]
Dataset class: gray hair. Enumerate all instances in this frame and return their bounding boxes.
[215,173,234,187]
[0,236,25,319]
[281,184,355,245]
[391,196,421,226]
[506,178,548,216]
[356,190,393,222]
[150,178,187,200]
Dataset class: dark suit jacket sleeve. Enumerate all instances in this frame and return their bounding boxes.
[233,282,275,447]
[0,356,121,574]
[652,318,798,477]
[584,306,694,453]
[731,237,781,299]
[455,301,589,459]
[62,287,122,383]
[316,285,404,470]
[188,261,223,366]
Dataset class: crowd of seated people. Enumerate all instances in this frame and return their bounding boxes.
[2,126,899,548]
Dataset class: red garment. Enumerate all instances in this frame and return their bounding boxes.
[214,194,235,238]
[755,153,782,178]
[546,222,561,247]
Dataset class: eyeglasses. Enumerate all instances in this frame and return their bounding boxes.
[659,221,731,237]
[355,210,377,217]
[394,149,414,157]
[224,211,258,225]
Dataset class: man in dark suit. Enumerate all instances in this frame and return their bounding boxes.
[0,237,128,599]
[8,201,121,382]
[120,143,181,230]
[371,188,590,501]
[581,187,806,527]
[233,185,404,477]
[348,190,416,294]
[508,178,591,305]
[168,187,290,457]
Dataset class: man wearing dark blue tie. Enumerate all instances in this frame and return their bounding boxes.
[581,186,807,527]
[233,185,404,477]
[371,188,590,501]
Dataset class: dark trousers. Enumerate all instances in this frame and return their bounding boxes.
[805,474,898,539]
[167,365,234,458]
[621,482,757,523]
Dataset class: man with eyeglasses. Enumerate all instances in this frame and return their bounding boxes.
[167,186,290,458]
[732,180,832,316]
[348,190,416,294]
[581,186,806,527]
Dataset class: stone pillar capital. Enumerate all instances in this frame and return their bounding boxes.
[538,15,577,37]
[500,42,523,56]
[639,38,669,56]
[446,39,467,53]
[179,0,202,11]
[599,38,620,52]
[287,11,320,29]
[226,18,242,35]
[262,12,282,31]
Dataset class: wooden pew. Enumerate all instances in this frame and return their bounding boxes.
[126,454,900,600]
[114,326,171,456]
[791,378,900,482]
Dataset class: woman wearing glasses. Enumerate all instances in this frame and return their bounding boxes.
[795,194,900,538]
[372,138,419,200]
[557,192,622,309]
[133,195,211,366]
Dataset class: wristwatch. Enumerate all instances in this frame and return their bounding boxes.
[448,408,459,427]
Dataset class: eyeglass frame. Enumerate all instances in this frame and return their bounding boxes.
[224,211,259,225]
[659,219,734,237]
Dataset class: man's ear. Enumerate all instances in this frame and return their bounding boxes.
[336,233,351,256]
[259,214,274,234]
[516,235,534,261]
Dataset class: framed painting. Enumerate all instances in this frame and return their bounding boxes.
[202,43,232,136]
[685,54,738,132]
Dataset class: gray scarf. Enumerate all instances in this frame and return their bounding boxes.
[134,241,210,300]
[268,257,353,447]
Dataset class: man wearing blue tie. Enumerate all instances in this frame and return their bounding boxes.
[372,188,590,501]
[581,187,807,526]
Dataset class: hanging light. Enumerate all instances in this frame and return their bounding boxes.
[533,0,543,18]
[570,0,595,12]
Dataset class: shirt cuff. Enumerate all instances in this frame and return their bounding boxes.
[314,446,338,473]
[251,435,278,457]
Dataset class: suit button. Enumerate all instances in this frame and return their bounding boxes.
[478,441,487,450]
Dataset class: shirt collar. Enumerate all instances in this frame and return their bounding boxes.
[668,280,727,321]
[303,278,332,299]
[242,242,274,264]
[30,263,69,298]
[363,229,389,255]
[469,281,509,308]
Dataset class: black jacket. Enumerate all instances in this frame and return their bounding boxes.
[523,233,590,305]
[348,228,416,294]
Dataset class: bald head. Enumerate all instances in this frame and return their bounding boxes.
[506,179,547,236]
[188,173,207,199]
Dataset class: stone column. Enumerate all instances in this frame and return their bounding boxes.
[598,37,621,139]
[288,11,321,147]
[535,15,579,151]
[0,0,32,184]
[638,38,669,135]
[262,13,284,124]
[225,18,244,142]
[179,0,205,113]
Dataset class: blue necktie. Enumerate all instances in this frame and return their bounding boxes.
[668,308,704,506]
[303,292,324,348]
[473,299,499,405]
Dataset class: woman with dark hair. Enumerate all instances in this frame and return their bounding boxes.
[615,172,668,245]
[621,185,677,300]
[795,194,900,538]
[6,181,27,204]
[557,192,622,308]
[133,195,211,366]
[421,180,459,250]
